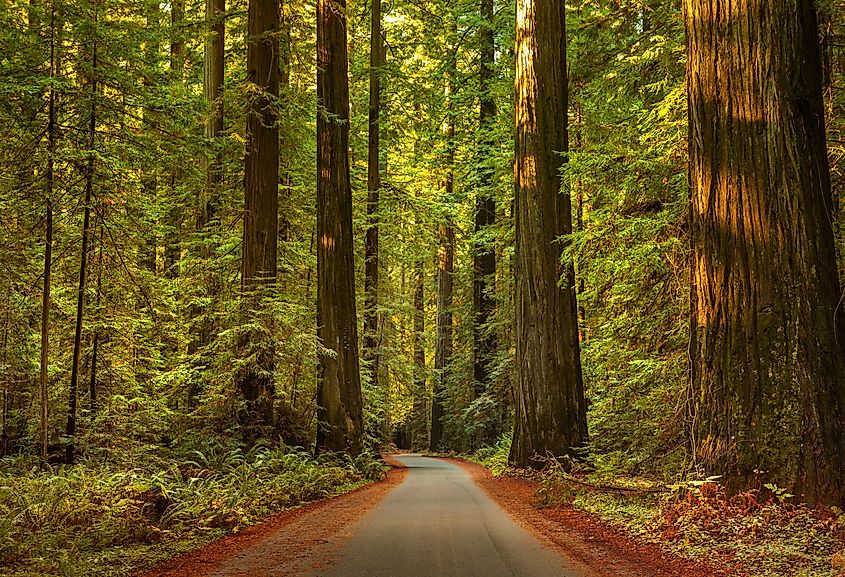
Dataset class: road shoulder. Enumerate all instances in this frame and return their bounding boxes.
[447,457,723,577]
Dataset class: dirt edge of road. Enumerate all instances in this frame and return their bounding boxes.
[136,455,408,577]
[447,457,724,577]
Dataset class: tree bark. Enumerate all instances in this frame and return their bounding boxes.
[685,0,845,504]
[510,0,588,467]
[239,0,279,437]
[316,0,364,454]
[363,0,382,390]
[472,0,497,444]
[430,33,456,451]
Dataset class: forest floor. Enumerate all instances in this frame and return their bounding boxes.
[136,454,725,577]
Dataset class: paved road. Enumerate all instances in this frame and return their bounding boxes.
[316,454,584,577]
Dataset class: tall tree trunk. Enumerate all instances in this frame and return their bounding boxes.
[190,0,225,359]
[363,0,382,389]
[66,8,98,465]
[430,30,457,451]
[316,0,364,454]
[279,0,292,248]
[39,0,57,469]
[411,262,427,449]
[141,4,158,273]
[510,0,587,467]
[574,104,586,342]
[165,0,184,278]
[472,0,497,444]
[685,0,845,504]
[202,0,224,243]
[239,0,279,438]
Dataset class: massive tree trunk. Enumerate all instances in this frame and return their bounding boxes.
[472,0,497,444]
[239,0,279,437]
[510,0,587,467]
[362,0,382,389]
[316,0,364,454]
[430,37,456,451]
[685,0,845,504]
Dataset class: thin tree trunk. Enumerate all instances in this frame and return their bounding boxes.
[685,0,845,505]
[411,262,427,449]
[141,5,158,273]
[472,0,497,446]
[202,0,224,243]
[239,0,280,438]
[316,0,364,454]
[66,8,98,465]
[165,0,184,278]
[574,104,586,342]
[39,0,57,470]
[510,0,587,467]
[189,0,225,360]
[279,0,292,249]
[363,0,382,389]
[89,223,103,415]
[430,29,457,451]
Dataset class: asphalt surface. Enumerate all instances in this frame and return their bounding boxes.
[315,454,584,577]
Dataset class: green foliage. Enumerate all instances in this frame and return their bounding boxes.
[471,432,511,476]
[0,443,384,577]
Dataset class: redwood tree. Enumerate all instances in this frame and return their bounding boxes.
[430,25,456,452]
[316,0,364,454]
[510,0,587,467]
[363,0,382,388]
[685,0,845,504]
[472,0,497,443]
[239,0,279,436]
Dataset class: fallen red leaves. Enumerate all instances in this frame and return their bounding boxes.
[446,457,725,577]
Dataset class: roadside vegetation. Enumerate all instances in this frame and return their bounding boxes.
[472,438,845,577]
[0,443,385,577]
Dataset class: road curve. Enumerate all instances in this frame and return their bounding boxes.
[315,454,584,577]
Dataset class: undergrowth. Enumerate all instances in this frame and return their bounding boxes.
[0,442,386,577]
[539,467,845,577]
[471,433,511,476]
[471,436,845,576]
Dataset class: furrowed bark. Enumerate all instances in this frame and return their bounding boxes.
[510,0,588,467]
